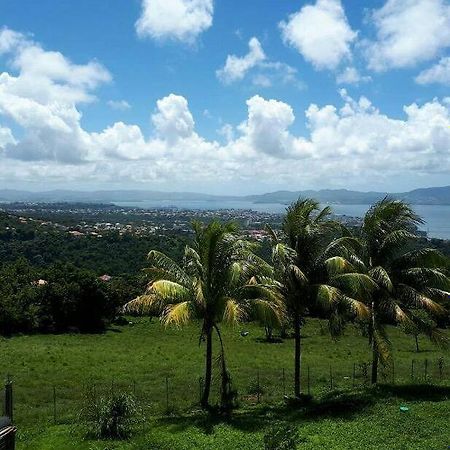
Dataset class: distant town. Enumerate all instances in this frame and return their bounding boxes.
[0,202,370,242]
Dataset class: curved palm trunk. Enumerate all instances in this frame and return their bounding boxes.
[201,325,213,409]
[214,325,232,409]
[294,313,302,397]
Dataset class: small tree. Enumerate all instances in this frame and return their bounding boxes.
[124,221,283,409]
[261,199,369,398]
[353,198,449,383]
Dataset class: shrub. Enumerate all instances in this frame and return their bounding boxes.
[263,423,300,450]
[82,390,139,439]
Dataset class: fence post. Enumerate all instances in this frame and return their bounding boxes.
[307,366,310,396]
[198,377,203,404]
[4,377,13,422]
[165,376,169,412]
[438,358,444,382]
[53,386,57,423]
[257,370,261,404]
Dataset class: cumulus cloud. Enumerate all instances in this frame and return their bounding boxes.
[0,27,111,162]
[279,0,357,70]
[152,94,195,143]
[217,38,302,88]
[135,0,213,44]
[217,37,266,83]
[364,0,450,72]
[415,57,450,86]
[0,28,449,191]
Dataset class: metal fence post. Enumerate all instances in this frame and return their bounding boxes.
[53,386,57,423]
[165,376,169,412]
[424,359,428,382]
[257,370,261,404]
[4,377,13,422]
[307,366,310,396]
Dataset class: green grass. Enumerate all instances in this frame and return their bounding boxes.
[1,318,449,449]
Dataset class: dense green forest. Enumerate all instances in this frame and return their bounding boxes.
[0,205,448,337]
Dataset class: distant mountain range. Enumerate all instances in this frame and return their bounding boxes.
[0,185,450,205]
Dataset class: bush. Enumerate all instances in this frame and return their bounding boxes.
[263,423,300,450]
[82,390,139,439]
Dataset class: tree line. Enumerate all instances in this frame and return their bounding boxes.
[125,198,450,411]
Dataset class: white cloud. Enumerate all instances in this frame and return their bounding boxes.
[0,125,15,148]
[336,67,371,85]
[0,28,111,163]
[415,57,450,86]
[364,0,450,71]
[236,95,310,158]
[107,100,131,111]
[217,37,266,84]
[0,28,449,191]
[217,38,302,88]
[135,0,213,44]
[152,94,195,143]
[279,0,357,70]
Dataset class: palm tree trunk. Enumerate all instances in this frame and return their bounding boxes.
[214,325,232,410]
[201,325,213,409]
[294,313,301,397]
[371,341,378,384]
[371,303,378,384]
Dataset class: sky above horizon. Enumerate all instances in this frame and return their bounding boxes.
[0,0,449,195]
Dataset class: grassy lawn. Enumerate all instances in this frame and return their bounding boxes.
[1,318,449,449]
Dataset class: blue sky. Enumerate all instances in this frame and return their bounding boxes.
[0,0,449,194]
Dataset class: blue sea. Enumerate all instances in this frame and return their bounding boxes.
[114,200,450,240]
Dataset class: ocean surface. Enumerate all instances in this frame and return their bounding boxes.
[114,200,450,240]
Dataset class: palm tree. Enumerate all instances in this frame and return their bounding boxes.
[355,198,449,384]
[263,199,369,398]
[124,220,283,409]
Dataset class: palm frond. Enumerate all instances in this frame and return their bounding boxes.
[332,273,377,299]
[369,266,393,293]
[162,301,193,327]
[150,280,192,303]
[325,256,355,276]
[122,294,159,315]
[223,297,246,324]
[147,250,190,285]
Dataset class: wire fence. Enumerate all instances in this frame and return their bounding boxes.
[5,356,449,427]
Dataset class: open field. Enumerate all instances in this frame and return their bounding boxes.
[1,318,449,449]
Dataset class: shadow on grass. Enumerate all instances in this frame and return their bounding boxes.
[157,383,450,435]
[158,389,377,434]
[254,337,284,344]
[374,384,450,401]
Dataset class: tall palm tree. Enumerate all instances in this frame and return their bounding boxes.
[263,199,369,398]
[355,198,449,384]
[124,220,283,409]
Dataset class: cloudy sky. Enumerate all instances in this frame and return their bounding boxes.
[0,0,449,194]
